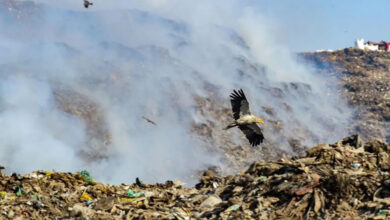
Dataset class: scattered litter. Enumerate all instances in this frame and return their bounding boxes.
[31,195,41,200]
[0,135,388,219]
[80,170,93,184]
[377,210,387,216]
[81,192,93,201]
[135,177,145,187]
[200,195,222,208]
[120,197,137,202]
[254,176,268,182]
[228,204,240,211]
[351,163,361,169]
[14,186,24,196]
[127,189,144,198]
[42,171,53,176]
[0,191,7,199]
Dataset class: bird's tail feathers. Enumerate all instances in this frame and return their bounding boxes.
[224,122,237,130]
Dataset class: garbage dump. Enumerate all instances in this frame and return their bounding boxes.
[0,134,390,219]
[303,48,390,143]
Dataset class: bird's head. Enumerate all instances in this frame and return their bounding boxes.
[256,117,264,124]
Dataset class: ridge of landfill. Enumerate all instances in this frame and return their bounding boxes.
[303,48,390,142]
[3,2,390,219]
[1,135,390,219]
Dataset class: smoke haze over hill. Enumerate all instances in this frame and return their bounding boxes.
[0,0,351,184]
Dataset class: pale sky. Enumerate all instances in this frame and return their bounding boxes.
[253,0,389,52]
[29,0,389,52]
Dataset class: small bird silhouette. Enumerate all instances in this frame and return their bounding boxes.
[84,0,93,8]
[142,116,157,126]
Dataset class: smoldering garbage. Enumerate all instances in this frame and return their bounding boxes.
[303,48,390,142]
[0,135,390,219]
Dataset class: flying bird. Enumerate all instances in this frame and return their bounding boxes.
[224,89,264,146]
[84,0,93,8]
[142,116,157,126]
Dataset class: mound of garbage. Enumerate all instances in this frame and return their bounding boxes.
[303,48,390,142]
[1,135,390,219]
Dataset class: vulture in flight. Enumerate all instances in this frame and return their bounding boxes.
[224,89,264,146]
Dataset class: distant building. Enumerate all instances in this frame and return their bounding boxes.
[356,38,389,51]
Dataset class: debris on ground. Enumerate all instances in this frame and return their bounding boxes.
[1,134,390,219]
[127,189,144,198]
[303,48,390,142]
[79,170,93,184]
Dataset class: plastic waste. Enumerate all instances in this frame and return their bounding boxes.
[127,189,144,198]
[80,170,93,184]
[120,197,137,202]
[377,210,387,216]
[14,186,24,196]
[0,191,6,199]
[351,163,361,169]
[81,192,93,201]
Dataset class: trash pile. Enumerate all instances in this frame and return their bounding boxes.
[53,88,112,161]
[303,48,390,142]
[1,135,390,219]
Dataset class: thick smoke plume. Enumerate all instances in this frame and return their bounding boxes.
[0,0,351,184]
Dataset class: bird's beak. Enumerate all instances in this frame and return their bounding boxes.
[257,118,264,123]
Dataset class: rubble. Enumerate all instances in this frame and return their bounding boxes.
[303,48,390,142]
[192,47,390,174]
[0,135,389,219]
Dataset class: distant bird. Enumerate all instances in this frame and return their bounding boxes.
[142,116,157,126]
[84,0,93,8]
[224,89,264,146]
[135,177,145,187]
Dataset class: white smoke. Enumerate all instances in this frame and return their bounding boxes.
[0,0,351,184]
[0,76,85,172]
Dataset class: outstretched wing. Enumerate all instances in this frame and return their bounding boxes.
[238,123,264,146]
[230,89,251,120]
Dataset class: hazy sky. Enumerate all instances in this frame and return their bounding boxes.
[254,0,389,52]
[31,0,388,52]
